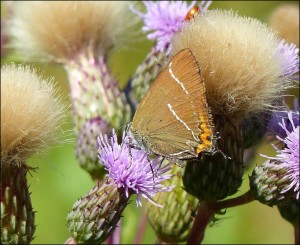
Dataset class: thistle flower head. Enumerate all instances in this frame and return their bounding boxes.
[269,4,299,47]
[276,39,299,80]
[171,10,293,117]
[262,111,299,200]
[131,1,211,51]
[97,130,173,207]
[1,64,65,165]
[8,1,136,62]
[267,99,299,139]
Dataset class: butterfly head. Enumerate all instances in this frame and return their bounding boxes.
[125,123,149,153]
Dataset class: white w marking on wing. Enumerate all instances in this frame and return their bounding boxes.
[167,103,198,141]
[168,62,189,95]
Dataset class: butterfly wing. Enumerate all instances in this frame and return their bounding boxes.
[131,49,214,159]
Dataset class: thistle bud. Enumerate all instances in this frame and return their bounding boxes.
[277,199,299,225]
[129,46,168,106]
[250,111,299,206]
[146,165,199,243]
[183,111,245,201]
[66,178,129,244]
[250,160,297,206]
[76,117,110,179]
[1,164,35,244]
[183,151,244,202]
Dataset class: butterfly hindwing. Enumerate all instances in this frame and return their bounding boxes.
[131,49,214,159]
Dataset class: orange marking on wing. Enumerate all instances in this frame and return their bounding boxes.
[196,114,213,153]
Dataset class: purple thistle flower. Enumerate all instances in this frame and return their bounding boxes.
[97,129,173,207]
[267,98,299,139]
[130,1,212,51]
[261,111,300,200]
[276,39,299,80]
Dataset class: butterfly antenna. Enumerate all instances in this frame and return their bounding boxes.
[150,161,155,182]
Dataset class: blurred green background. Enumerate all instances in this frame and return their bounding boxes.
[1,1,299,244]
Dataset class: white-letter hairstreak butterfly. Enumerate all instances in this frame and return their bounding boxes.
[128,49,215,163]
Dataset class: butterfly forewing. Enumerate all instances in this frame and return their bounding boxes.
[131,49,214,159]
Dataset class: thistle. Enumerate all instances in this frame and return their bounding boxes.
[277,199,299,226]
[242,40,299,149]
[267,99,299,140]
[66,130,173,244]
[146,165,199,243]
[1,64,65,244]
[183,151,244,202]
[250,111,299,206]
[171,10,297,201]
[8,1,135,179]
[171,10,294,118]
[66,177,130,244]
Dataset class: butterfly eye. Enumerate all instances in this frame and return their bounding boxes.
[185,6,199,21]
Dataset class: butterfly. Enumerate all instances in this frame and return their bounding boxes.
[127,49,215,164]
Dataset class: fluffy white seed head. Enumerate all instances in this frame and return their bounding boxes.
[269,4,299,47]
[1,64,65,165]
[8,1,137,63]
[171,10,292,118]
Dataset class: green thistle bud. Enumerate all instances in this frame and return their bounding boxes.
[66,178,130,244]
[146,165,199,243]
[249,160,296,206]
[1,163,35,244]
[277,199,299,225]
[213,116,244,164]
[183,116,244,201]
[65,53,131,178]
[130,46,168,105]
[66,54,131,131]
[76,117,109,180]
[183,151,244,201]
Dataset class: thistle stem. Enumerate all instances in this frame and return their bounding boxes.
[187,190,255,244]
[210,190,255,211]
[187,202,214,245]
[105,221,121,244]
[112,220,122,244]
